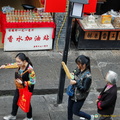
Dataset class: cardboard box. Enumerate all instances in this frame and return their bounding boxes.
[101,15,112,24]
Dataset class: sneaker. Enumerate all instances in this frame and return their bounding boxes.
[3,114,16,120]
[90,115,94,120]
[80,117,85,120]
[23,117,33,120]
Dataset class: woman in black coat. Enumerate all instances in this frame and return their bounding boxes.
[67,55,94,120]
[96,70,118,120]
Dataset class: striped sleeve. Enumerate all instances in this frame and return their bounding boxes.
[27,66,36,85]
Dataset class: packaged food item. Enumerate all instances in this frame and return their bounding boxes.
[113,17,120,28]
[101,15,112,24]
[2,6,14,13]
[6,9,53,23]
[87,14,95,24]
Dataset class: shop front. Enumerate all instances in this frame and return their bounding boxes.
[72,0,120,49]
[0,0,56,51]
[1,10,55,51]
[74,18,120,49]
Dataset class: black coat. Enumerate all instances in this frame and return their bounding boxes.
[73,68,92,92]
[71,69,92,101]
[97,84,117,115]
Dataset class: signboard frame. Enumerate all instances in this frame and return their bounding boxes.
[4,27,54,51]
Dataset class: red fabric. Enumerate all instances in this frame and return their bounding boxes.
[98,95,102,99]
[17,86,32,113]
[0,12,2,32]
[97,101,102,110]
[40,0,45,5]
[44,0,66,12]
[1,13,56,43]
[83,0,97,14]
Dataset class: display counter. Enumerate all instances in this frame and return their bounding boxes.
[0,10,56,51]
[73,18,120,49]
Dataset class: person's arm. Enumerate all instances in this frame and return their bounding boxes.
[76,77,92,92]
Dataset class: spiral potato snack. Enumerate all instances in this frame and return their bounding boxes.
[61,61,74,79]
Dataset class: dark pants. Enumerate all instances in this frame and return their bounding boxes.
[68,97,91,120]
[11,89,32,118]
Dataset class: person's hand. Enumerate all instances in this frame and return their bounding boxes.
[71,72,74,75]
[24,81,28,86]
[0,65,6,69]
[96,99,99,104]
[16,79,23,84]
[70,80,76,85]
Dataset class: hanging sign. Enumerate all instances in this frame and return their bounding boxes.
[72,3,84,18]
[4,28,54,51]
[83,0,97,13]
[44,0,66,12]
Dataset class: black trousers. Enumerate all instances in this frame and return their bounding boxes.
[11,89,32,118]
[68,97,91,120]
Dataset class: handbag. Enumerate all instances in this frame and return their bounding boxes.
[15,72,24,89]
[15,69,30,89]
[66,85,75,96]
[17,85,32,112]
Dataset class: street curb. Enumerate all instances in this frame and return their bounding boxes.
[0,89,59,96]
[1,87,120,96]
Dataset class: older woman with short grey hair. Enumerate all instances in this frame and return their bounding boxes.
[106,70,118,85]
[96,70,118,120]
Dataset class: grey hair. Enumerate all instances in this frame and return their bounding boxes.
[106,70,118,84]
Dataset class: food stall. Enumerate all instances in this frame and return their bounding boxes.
[74,18,120,49]
[0,9,55,51]
[72,0,120,50]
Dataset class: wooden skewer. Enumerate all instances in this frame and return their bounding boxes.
[21,69,32,76]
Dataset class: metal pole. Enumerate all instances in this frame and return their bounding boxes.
[57,1,73,104]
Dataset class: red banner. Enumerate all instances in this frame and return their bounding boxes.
[83,0,97,14]
[44,0,66,12]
